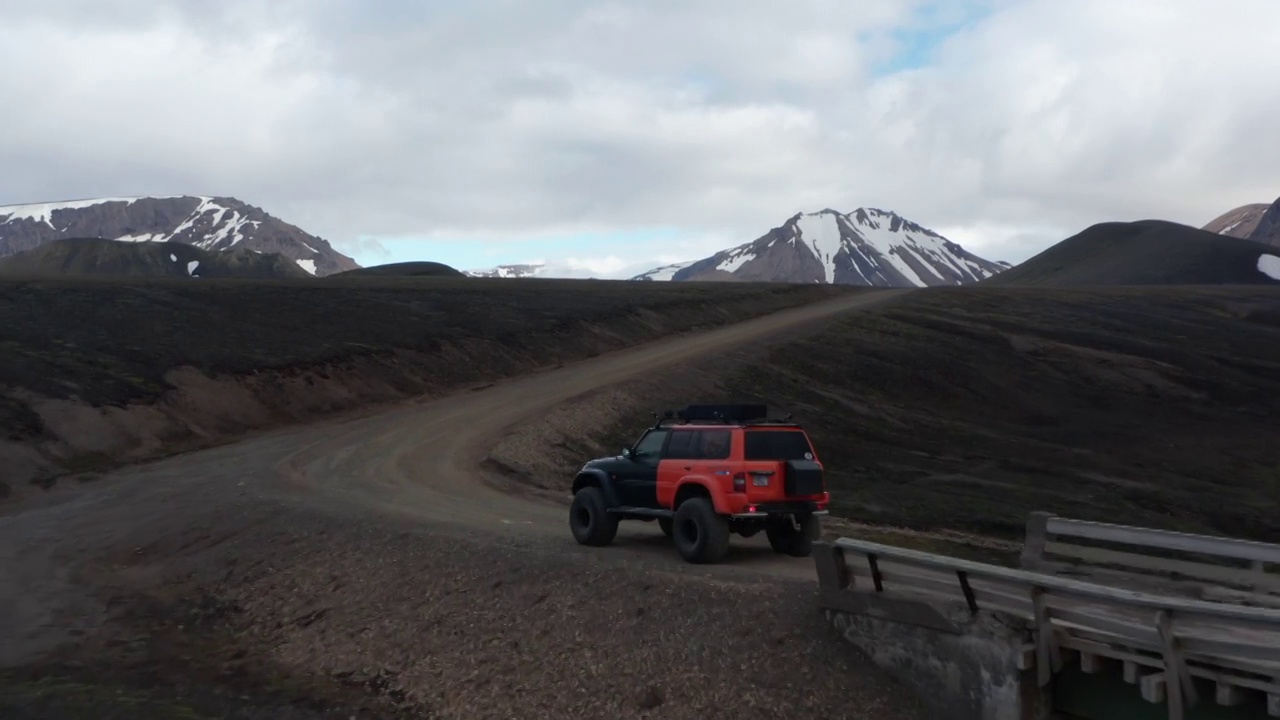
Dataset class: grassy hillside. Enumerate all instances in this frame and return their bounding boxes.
[986,220,1280,286]
[0,276,850,491]
[0,237,310,279]
[507,286,1280,543]
[328,261,464,278]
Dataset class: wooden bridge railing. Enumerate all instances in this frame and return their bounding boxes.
[1021,511,1280,602]
[815,535,1280,720]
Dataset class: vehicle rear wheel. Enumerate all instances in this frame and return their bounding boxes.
[569,486,618,546]
[765,514,820,557]
[658,517,673,538]
[671,497,730,563]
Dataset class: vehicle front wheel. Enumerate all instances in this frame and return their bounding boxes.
[672,497,731,564]
[569,486,618,547]
[765,514,820,557]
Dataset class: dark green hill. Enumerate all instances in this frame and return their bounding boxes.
[0,237,311,279]
[329,261,464,278]
[985,220,1280,286]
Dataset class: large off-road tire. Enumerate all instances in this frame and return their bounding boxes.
[765,514,821,557]
[671,497,731,564]
[569,486,618,547]
[658,517,673,538]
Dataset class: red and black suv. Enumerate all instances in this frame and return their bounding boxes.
[568,404,829,564]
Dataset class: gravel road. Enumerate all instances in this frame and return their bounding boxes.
[0,289,927,719]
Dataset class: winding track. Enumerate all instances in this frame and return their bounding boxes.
[1,288,912,668]
[265,289,912,570]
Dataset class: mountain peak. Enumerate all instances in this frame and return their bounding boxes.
[0,195,358,275]
[631,207,1004,286]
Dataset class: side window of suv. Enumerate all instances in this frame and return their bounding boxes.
[665,429,732,460]
[665,430,698,459]
[697,430,732,460]
[631,429,669,463]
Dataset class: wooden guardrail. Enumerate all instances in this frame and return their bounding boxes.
[815,536,1280,720]
[1021,512,1280,601]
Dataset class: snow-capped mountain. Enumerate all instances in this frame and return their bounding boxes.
[1204,195,1280,249]
[465,263,549,279]
[464,262,630,279]
[0,195,359,276]
[629,208,1005,286]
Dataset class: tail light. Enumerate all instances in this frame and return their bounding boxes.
[733,472,746,492]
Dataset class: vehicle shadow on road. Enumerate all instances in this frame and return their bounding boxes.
[569,522,818,577]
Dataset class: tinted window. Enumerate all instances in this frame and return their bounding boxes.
[744,430,813,461]
[696,430,732,460]
[665,429,732,459]
[665,430,698,459]
[633,429,669,461]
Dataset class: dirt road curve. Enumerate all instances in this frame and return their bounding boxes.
[1,289,924,720]
[272,288,913,564]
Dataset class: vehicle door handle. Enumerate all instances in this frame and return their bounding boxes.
[683,466,692,471]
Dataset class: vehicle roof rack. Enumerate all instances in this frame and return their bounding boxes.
[649,403,799,427]
[680,403,767,423]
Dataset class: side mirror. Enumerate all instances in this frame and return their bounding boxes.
[621,447,633,459]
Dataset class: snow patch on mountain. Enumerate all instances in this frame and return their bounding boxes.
[715,247,757,274]
[796,212,843,283]
[169,197,256,248]
[631,260,697,281]
[1259,254,1280,281]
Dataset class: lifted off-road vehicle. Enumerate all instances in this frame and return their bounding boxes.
[568,404,829,564]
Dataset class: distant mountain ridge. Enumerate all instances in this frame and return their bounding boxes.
[984,219,1280,286]
[465,263,548,279]
[0,237,312,279]
[1203,195,1280,249]
[631,208,1005,286]
[0,195,359,276]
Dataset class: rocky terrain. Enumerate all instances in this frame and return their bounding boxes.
[632,208,1007,286]
[985,219,1280,286]
[0,237,311,280]
[1204,195,1280,248]
[0,196,359,276]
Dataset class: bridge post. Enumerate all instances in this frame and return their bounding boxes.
[814,542,1052,720]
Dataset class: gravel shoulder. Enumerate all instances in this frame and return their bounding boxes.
[0,289,924,719]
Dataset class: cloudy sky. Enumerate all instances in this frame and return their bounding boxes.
[2,0,1278,277]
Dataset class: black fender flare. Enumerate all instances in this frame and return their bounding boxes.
[572,468,621,508]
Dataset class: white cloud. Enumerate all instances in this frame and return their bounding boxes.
[1,0,1278,270]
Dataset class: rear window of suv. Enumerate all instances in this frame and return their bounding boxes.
[744,430,814,461]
